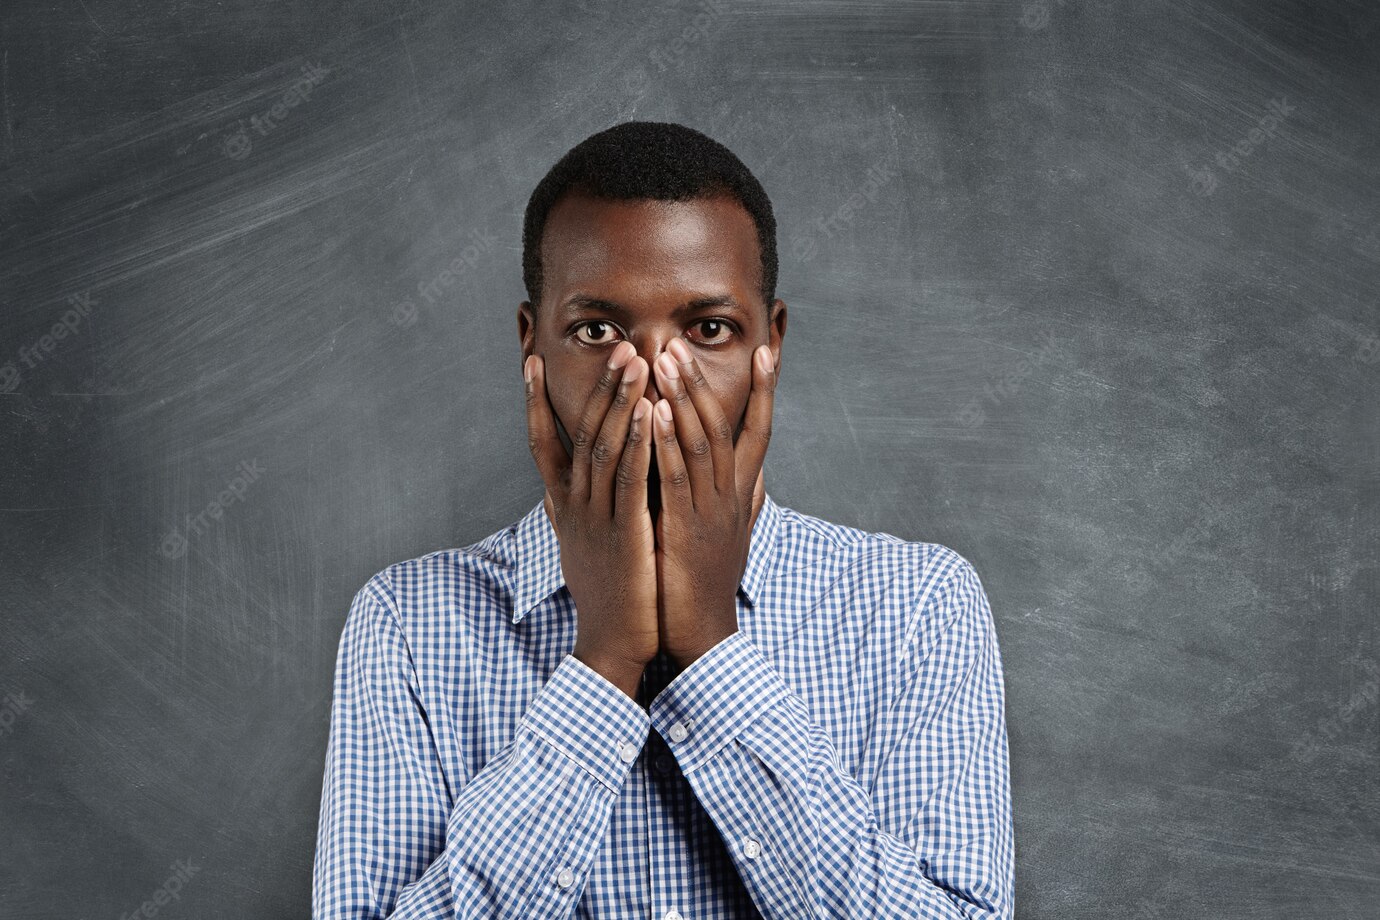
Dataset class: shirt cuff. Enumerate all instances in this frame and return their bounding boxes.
[647,631,792,776]
[521,653,652,793]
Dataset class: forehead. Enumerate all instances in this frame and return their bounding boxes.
[539,191,761,307]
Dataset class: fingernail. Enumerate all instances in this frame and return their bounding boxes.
[756,347,771,374]
[657,353,680,380]
[608,341,632,370]
[524,356,534,382]
[633,399,647,421]
[668,337,691,363]
[656,399,672,421]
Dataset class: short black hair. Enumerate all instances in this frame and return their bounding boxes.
[522,121,778,319]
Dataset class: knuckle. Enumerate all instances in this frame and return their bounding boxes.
[687,436,712,458]
[590,439,616,467]
[592,366,619,394]
[709,419,734,442]
[667,467,689,486]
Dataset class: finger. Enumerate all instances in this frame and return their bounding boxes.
[655,349,714,505]
[590,354,647,514]
[665,337,735,495]
[525,354,569,501]
[614,396,652,525]
[653,397,691,513]
[734,345,777,510]
[569,341,635,504]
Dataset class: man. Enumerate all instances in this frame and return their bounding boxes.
[313,121,1014,918]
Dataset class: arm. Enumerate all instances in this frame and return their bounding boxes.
[312,574,652,919]
[647,551,1014,918]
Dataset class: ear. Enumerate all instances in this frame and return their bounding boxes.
[518,301,536,366]
[767,299,789,377]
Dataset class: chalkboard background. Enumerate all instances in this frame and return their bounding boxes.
[2,0,1376,916]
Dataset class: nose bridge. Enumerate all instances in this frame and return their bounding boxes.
[629,330,671,406]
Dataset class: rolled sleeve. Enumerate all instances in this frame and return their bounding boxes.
[647,631,791,775]
[524,653,652,792]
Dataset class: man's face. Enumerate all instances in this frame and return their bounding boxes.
[518,190,786,521]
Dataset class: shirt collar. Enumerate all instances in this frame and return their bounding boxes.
[510,489,785,625]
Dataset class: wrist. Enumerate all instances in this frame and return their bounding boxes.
[572,649,645,699]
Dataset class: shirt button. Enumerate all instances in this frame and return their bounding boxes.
[555,867,574,888]
[654,753,674,775]
[664,911,683,920]
[742,837,761,860]
[618,741,638,763]
[668,721,688,743]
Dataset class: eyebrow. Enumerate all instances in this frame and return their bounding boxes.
[555,293,748,321]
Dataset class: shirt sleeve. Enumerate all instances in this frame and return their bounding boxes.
[646,552,1014,919]
[313,574,653,919]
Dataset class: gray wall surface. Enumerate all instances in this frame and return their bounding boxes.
[2,0,1376,916]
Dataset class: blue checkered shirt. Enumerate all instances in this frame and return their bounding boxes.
[313,490,1014,918]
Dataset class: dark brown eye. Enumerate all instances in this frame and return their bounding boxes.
[693,319,734,345]
[574,320,620,345]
